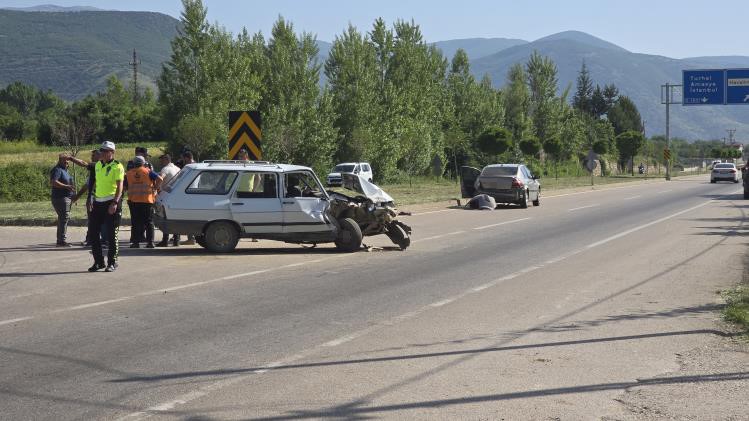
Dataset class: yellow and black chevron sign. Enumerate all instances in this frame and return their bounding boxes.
[228,111,262,160]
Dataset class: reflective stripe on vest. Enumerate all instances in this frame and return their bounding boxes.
[126,167,156,203]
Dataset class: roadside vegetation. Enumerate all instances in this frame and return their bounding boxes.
[723,285,749,335]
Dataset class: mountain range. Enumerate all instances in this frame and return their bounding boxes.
[0,7,747,141]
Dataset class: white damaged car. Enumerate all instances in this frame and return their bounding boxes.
[154,161,411,252]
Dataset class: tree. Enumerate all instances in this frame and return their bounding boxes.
[520,136,542,158]
[572,61,594,115]
[478,126,512,159]
[608,96,643,135]
[616,130,646,175]
[504,63,530,145]
[325,24,379,164]
[525,51,559,147]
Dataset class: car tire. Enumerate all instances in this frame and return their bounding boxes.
[204,221,239,253]
[532,190,540,207]
[195,235,207,249]
[520,190,529,209]
[385,223,410,250]
[744,190,749,199]
[335,218,362,252]
[711,179,716,183]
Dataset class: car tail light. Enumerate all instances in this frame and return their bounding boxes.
[730,169,736,173]
[511,177,524,188]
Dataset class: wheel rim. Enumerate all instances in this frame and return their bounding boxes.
[213,226,231,247]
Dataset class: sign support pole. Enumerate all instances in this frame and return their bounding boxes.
[661,83,682,181]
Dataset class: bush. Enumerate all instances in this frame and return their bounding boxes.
[0,163,53,202]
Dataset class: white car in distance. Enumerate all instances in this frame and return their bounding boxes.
[327,162,373,186]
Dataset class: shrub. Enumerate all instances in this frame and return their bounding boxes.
[0,163,53,202]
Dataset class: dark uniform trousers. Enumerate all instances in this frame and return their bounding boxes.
[90,200,121,265]
[130,202,154,244]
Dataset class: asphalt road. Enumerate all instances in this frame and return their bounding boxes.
[1,177,747,420]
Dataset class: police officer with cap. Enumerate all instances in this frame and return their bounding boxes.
[88,140,125,272]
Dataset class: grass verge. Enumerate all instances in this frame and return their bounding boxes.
[722,285,749,334]
[0,172,684,225]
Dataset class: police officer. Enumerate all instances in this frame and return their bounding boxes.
[88,141,125,272]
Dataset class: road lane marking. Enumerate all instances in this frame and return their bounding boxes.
[657,189,673,194]
[622,195,642,200]
[473,217,531,230]
[117,193,738,420]
[413,231,465,243]
[412,209,457,216]
[568,204,599,212]
[0,317,33,326]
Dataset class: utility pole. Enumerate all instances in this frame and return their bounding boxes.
[727,128,736,145]
[661,83,682,181]
[129,49,141,104]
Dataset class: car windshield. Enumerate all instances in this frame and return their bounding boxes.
[481,166,517,176]
[334,164,356,173]
[715,164,735,169]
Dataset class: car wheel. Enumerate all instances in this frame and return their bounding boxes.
[744,190,749,199]
[204,221,239,253]
[519,190,529,209]
[335,218,362,252]
[195,235,207,249]
[710,179,716,183]
[532,190,540,207]
[385,223,410,250]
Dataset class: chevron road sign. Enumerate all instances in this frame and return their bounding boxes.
[228,111,262,160]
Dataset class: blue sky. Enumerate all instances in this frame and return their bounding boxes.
[2,0,747,58]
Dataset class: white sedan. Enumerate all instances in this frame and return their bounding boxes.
[710,163,740,183]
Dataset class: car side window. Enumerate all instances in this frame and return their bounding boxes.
[285,171,324,198]
[362,164,370,172]
[185,171,237,195]
[236,172,277,199]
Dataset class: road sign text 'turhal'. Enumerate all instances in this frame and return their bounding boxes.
[228,111,262,160]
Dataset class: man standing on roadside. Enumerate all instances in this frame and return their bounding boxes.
[68,149,105,246]
[155,154,180,247]
[50,154,76,247]
[88,141,125,272]
[177,150,196,246]
[126,146,152,245]
[125,156,162,248]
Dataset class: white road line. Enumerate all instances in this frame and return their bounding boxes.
[473,217,531,230]
[412,231,465,243]
[412,209,458,216]
[568,204,599,212]
[657,189,673,194]
[622,195,642,200]
[0,317,33,326]
[118,194,733,420]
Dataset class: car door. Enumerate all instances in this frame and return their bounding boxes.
[230,171,283,234]
[281,170,333,234]
[460,166,481,198]
[521,166,540,200]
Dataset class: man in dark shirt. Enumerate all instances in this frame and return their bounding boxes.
[50,154,76,246]
[70,150,104,246]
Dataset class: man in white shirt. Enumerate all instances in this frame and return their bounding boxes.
[155,154,181,247]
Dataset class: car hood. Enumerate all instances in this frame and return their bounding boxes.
[341,173,394,204]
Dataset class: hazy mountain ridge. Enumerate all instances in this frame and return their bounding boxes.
[471,33,749,140]
[0,9,178,101]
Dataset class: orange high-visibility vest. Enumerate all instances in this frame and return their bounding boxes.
[126,167,156,204]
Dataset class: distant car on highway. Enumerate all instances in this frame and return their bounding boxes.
[460,164,541,208]
[710,163,739,184]
[327,162,373,186]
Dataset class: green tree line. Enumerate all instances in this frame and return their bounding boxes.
[1,0,733,181]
